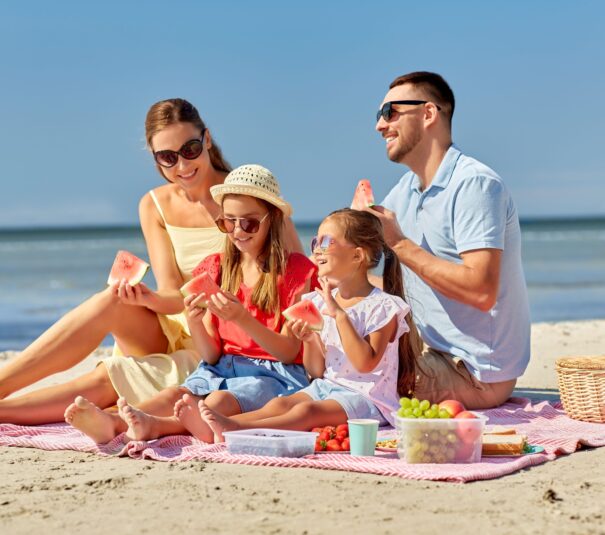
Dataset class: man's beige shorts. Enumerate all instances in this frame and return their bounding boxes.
[413,347,516,409]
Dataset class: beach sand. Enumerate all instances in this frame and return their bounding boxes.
[1,320,604,535]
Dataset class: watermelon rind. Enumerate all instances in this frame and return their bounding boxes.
[283,301,324,332]
[107,251,150,286]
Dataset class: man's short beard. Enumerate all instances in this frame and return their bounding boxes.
[389,128,422,164]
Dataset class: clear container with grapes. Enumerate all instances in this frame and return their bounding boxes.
[392,397,487,464]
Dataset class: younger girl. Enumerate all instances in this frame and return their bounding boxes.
[64,165,316,443]
[183,208,423,442]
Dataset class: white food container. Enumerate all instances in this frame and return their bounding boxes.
[222,428,318,457]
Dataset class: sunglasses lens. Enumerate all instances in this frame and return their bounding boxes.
[382,103,393,121]
[154,151,178,168]
[215,218,232,233]
[239,218,260,233]
[180,139,204,160]
[311,237,318,251]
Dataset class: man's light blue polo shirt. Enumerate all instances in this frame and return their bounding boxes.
[382,145,530,382]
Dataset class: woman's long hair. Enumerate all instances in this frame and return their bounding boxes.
[220,197,287,323]
[145,98,231,180]
[325,208,423,396]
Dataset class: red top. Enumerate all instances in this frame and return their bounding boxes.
[192,252,317,364]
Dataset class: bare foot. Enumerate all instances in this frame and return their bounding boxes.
[64,396,121,444]
[174,394,214,443]
[117,397,159,441]
[198,400,240,443]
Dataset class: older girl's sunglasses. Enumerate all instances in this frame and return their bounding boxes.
[216,213,270,234]
[153,132,205,168]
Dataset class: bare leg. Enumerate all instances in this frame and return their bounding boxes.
[0,363,118,425]
[121,389,242,442]
[0,287,169,399]
[199,395,347,442]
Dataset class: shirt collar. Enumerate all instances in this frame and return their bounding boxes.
[409,144,461,193]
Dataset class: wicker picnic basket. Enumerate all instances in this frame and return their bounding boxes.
[555,356,605,423]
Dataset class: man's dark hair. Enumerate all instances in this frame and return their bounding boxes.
[389,71,455,125]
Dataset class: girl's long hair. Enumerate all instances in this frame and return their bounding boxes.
[145,98,231,180]
[220,197,287,322]
[325,208,423,396]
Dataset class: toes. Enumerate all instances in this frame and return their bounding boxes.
[75,396,89,409]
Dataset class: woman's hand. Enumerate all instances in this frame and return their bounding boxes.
[288,319,318,343]
[206,291,248,323]
[317,277,344,318]
[183,294,208,326]
[113,280,155,307]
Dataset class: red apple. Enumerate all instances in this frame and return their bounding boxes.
[455,411,482,444]
[438,400,465,418]
[455,410,479,419]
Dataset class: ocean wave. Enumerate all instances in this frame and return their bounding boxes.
[0,238,145,253]
[522,230,605,242]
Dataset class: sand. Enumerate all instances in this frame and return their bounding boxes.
[1,320,605,535]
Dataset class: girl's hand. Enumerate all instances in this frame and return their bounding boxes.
[113,280,154,307]
[183,293,208,326]
[288,319,317,343]
[206,291,248,323]
[317,277,344,318]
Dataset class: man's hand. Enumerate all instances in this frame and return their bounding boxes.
[364,205,406,247]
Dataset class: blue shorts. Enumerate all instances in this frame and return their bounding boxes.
[300,379,388,426]
[182,354,309,413]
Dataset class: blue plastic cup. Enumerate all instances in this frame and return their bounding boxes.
[348,418,379,456]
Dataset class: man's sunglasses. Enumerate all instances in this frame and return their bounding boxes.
[216,213,270,234]
[153,132,205,168]
[376,100,442,122]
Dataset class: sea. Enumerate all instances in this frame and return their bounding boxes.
[1,219,604,351]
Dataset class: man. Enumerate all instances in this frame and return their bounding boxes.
[368,71,530,408]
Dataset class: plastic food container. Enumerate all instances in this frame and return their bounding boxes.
[392,412,487,463]
[222,429,318,457]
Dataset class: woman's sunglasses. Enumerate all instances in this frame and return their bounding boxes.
[153,132,205,168]
[216,213,270,234]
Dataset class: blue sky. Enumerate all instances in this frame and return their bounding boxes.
[1,0,604,228]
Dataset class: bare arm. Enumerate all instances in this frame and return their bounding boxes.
[137,193,188,315]
[289,321,325,378]
[184,294,222,364]
[366,206,501,312]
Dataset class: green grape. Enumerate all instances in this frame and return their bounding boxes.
[410,398,420,409]
[430,404,439,413]
[429,431,441,442]
[419,399,430,412]
[412,407,423,418]
[424,409,437,419]
[399,397,412,409]
[397,408,405,417]
[403,407,415,418]
[438,409,451,419]
[446,432,458,444]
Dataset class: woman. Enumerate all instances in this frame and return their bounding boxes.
[0,99,302,415]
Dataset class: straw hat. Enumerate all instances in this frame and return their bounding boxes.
[210,164,292,216]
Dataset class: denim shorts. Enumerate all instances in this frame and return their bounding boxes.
[182,354,309,413]
[300,379,388,426]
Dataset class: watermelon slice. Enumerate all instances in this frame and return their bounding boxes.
[180,272,222,308]
[350,179,375,210]
[283,300,324,331]
[107,251,149,286]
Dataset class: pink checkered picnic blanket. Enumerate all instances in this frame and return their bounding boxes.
[1,398,604,483]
